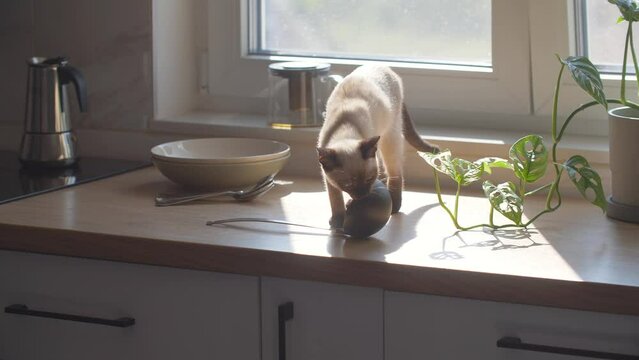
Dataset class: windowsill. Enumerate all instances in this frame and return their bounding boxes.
[242,54,494,74]
[150,111,609,165]
[149,110,611,196]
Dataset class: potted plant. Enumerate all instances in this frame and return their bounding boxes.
[605,0,639,223]
[418,0,639,228]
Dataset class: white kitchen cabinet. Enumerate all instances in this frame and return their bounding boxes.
[385,290,639,360]
[260,277,383,360]
[0,250,260,360]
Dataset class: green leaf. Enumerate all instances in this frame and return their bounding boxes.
[419,150,484,186]
[451,158,484,185]
[473,157,513,175]
[560,56,608,109]
[609,0,639,22]
[563,155,608,212]
[618,15,627,23]
[509,135,548,183]
[483,181,524,225]
[419,150,455,177]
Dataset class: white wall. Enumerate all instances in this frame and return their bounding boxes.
[153,0,201,120]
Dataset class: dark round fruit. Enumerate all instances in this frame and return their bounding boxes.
[343,180,392,239]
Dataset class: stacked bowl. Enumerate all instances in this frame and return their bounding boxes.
[151,138,290,190]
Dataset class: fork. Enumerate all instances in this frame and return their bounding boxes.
[155,175,275,206]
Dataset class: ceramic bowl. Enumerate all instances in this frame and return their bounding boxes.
[151,138,290,164]
[151,138,290,190]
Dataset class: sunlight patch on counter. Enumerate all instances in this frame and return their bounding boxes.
[277,186,335,256]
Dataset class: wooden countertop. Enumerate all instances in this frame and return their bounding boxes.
[1,167,638,316]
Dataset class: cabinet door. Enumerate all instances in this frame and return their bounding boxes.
[261,277,383,360]
[385,290,639,360]
[0,250,260,360]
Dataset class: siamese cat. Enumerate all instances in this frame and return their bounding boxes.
[317,65,439,228]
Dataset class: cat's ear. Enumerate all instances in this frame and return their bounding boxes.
[317,147,341,171]
[359,136,380,159]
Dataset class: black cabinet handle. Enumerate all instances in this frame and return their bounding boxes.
[5,304,135,328]
[278,302,294,360]
[497,336,639,360]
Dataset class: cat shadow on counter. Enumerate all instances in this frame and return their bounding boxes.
[327,202,440,261]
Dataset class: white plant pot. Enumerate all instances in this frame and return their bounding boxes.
[607,107,639,223]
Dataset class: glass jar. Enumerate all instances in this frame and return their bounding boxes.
[268,62,342,128]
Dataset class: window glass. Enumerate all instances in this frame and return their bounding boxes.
[582,1,634,73]
[255,0,492,67]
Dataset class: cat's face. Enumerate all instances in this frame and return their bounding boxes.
[317,136,379,199]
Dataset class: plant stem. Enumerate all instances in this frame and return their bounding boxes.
[525,183,553,197]
[544,176,562,211]
[518,179,526,226]
[622,22,632,106]
[489,206,495,227]
[433,169,461,229]
[454,182,462,220]
[521,207,559,228]
[432,170,517,231]
[551,62,566,142]
[557,100,624,142]
[628,23,639,108]
[545,138,564,211]
[544,58,568,214]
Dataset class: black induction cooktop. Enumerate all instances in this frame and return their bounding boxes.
[0,151,150,205]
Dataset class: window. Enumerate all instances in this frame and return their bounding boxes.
[577,0,633,74]
[149,0,635,136]
[250,0,491,68]
[206,0,532,126]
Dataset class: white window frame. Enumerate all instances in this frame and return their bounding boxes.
[203,0,532,124]
[528,0,635,137]
[153,0,637,137]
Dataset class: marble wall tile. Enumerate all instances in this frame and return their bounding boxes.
[0,0,34,127]
[33,0,93,66]
[32,0,93,128]
[82,0,153,130]
[0,0,152,131]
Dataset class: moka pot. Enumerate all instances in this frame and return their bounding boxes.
[19,56,87,167]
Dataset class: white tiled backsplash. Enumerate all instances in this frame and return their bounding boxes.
[0,0,153,131]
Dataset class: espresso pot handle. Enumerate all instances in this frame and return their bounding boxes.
[59,65,88,112]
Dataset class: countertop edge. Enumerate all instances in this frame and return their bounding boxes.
[1,223,637,317]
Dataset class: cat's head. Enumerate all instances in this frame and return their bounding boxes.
[317,136,379,199]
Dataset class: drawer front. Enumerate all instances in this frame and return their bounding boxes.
[385,291,639,360]
[0,251,260,360]
[261,277,383,360]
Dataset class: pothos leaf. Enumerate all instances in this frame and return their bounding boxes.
[419,150,455,177]
[450,158,484,185]
[560,56,608,110]
[608,0,639,22]
[509,135,548,183]
[563,155,608,212]
[483,181,524,225]
[474,157,513,175]
[419,150,484,186]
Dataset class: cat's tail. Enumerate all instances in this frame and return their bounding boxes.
[401,103,439,153]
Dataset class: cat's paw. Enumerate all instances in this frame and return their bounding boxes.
[390,192,402,214]
[329,213,345,229]
[391,203,402,214]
